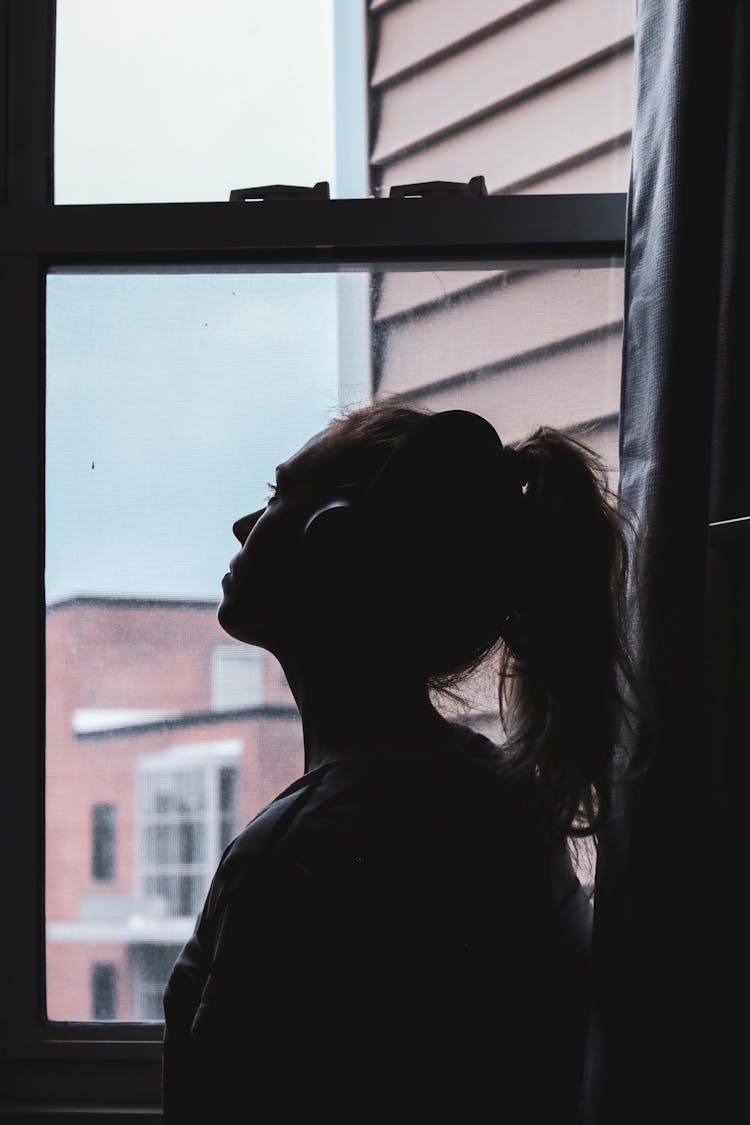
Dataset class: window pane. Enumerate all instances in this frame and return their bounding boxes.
[54,0,338,203]
[219,767,237,815]
[91,803,116,881]
[45,262,620,1019]
[91,961,117,1020]
[54,1,633,204]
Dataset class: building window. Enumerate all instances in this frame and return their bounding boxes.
[91,961,117,1020]
[137,742,241,919]
[218,765,238,853]
[91,803,116,881]
[211,644,265,710]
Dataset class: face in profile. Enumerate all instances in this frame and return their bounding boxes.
[217,427,336,651]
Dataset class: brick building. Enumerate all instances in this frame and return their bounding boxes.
[46,597,303,1021]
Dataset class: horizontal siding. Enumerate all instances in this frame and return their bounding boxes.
[366,1,627,495]
[375,269,504,322]
[371,0,634,163]
[391,375,620,490]
[375,48,633,194]
[376,267,624,395]
[514,135,631,193]
[371,0,540,85]
[370,0,405,12]
[386,331,621,444]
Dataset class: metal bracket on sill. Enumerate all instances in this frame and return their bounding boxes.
[229,178,488,202]
[229,181,331,202]
[388,175,487,199]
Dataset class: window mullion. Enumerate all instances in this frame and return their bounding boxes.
[3,194,626,268]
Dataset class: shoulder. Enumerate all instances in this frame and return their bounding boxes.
[203,759,374,917]
[203,733,554,933]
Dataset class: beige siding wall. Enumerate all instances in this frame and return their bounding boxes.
[371,0,540,83]
[376,268,623,390]
[369,0,634,194]
[366,0,631,464]
[366,0,631,732]
[374,48,633,194]
[373,269,622,471]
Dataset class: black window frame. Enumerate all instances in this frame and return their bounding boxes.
[0,1,627,1118]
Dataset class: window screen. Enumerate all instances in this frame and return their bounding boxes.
[45,262,620,1019]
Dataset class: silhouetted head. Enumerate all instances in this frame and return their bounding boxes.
[218,402,530,679]
[219,399,638,839]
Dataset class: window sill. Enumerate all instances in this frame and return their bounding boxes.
[0,1037,163,1122]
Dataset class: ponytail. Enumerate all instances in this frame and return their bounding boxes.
[318,400,637,842]
[496,427,638,842]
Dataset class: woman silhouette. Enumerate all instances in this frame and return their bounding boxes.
[162,403,635,1123]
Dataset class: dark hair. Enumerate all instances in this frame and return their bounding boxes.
[494,425,639,841]
[314,400,639,843]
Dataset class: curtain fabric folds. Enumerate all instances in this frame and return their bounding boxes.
[581,2,750,1122]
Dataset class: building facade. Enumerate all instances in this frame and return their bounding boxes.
[46,598,303,1020]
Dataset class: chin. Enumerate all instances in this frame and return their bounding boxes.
[217,597,246,640]
[217,599,267,648]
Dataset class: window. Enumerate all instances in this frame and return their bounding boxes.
[54,0,338,204]
[211,645,265,710]
[91,962,117,1021]
[0,1,632,1119]
[137,745,240,921]
[91,803,116,881]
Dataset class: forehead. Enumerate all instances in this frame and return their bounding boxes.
[277,428,343,493]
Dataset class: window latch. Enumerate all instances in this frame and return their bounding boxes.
[228,181,330,202]
[228,177,487,202]
[388,175,487,199]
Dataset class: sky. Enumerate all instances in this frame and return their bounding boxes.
[47,0,367,602]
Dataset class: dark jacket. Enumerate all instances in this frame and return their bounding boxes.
[162,732,592,1122]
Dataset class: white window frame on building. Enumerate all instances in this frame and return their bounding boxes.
[136,740,242,921]
[0,1,627,1119]
[210,645,266,711]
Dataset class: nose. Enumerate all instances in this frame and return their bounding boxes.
[233,510,262,545]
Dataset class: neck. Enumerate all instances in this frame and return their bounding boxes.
[277,652,460,773]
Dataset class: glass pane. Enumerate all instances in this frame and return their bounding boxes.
[219,767,237,814]
[54,0,338,203]
[178,821,206,864]
[54,0,633,204]
[45,262,620,1019]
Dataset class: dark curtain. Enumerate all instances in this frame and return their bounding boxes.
[581,2,750,1122]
